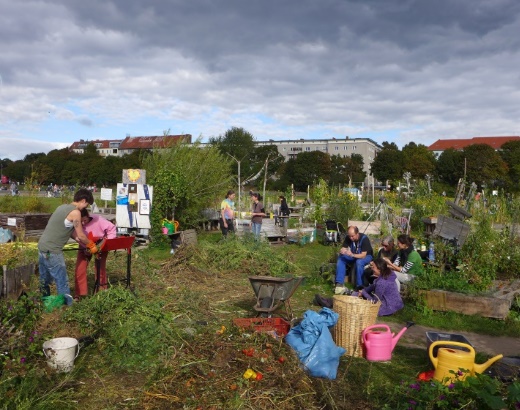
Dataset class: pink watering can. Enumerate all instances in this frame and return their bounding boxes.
[362,322,415,361]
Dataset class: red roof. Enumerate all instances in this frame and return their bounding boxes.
[119,135,192,149]
[429,136,520,151]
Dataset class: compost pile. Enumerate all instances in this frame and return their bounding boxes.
[137,245,327,409]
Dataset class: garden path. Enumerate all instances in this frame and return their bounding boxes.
[383,321,520,357]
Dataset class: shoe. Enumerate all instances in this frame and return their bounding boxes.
[334,286,347,295]
[314,294,333,308]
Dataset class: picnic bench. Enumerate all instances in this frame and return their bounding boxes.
[235,218,286,243]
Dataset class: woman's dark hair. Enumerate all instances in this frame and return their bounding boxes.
[74,188,94,205]
[397,234,413,247]
[372,257,392,279]
[279,195,285,200]
[225,190,235,198]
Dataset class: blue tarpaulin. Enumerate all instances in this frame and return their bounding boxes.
[285,308,346,379]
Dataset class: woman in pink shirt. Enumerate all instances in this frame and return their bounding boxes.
[74,209,117,299]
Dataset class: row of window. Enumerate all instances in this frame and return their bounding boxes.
[286,145,358,152]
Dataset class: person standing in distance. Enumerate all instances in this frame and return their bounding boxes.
[220,190,236,237]
[38,188,100,305]
[250,192,265,238]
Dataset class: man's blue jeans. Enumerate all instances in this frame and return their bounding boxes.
[251,222,262,238]
[335,254,373,288]
[39,251,73,305]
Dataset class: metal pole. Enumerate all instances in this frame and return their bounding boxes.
[238,160,241,216]
[226,153,242,217]
[262,155,269,204]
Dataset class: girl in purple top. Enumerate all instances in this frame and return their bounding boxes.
[361,257,404,316]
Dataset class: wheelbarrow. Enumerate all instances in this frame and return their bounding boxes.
[248,276,303,320]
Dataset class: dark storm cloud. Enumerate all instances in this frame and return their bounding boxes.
[1,0,520,160]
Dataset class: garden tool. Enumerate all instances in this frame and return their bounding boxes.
[429,341,503,384]
[362,321,415,361]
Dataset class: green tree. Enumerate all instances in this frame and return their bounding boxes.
[436,148,464,185]
[143,140,233,241]
[402,142,436,178]
[209,127,256,179]
[500,140,520,191]
[370,142,403,183]
[282,151,331,191]
[3,160,29,184]
[250,144,284,189]
[329,154,350,186]
[41,148,80,184]
[329,154,366,187]
[346,153,366,185]
[463,144,508,187]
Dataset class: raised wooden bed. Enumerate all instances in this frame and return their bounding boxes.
[1,264,35,299]
[0,213,51,241]
[419,289,513,320]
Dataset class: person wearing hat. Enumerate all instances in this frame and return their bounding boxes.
[250,192,265,238]
[74,209,117,300]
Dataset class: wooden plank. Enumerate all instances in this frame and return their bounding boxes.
[419,289,511,320]
[432,215,471,246]
[1,264,35,299]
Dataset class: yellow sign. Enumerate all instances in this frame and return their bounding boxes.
[127,169,141,182]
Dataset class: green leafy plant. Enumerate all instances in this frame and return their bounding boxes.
[63,286,176,370]
[383,371,520,410]
[309,178,329,223]
[326,187,362,225]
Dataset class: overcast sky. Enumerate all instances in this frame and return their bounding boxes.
[1,0,520,161]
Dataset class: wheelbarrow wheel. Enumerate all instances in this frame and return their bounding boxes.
[259,297,273,318]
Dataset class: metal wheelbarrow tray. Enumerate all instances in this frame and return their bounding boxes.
[248,275,303,320]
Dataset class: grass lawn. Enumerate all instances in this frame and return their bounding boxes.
[1,232,519,409]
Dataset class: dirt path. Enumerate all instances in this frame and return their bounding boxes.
[382,321,520,357]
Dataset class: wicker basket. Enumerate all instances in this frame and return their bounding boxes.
[332,295,381,357]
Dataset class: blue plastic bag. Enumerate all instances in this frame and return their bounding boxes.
[0,227,14,243]
[285,308,346,379]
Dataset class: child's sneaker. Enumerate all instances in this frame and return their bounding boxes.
[334,286,347,295]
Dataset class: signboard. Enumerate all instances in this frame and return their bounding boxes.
[122,169,146,185]
[7,218,17,227]
[100,188,113,201]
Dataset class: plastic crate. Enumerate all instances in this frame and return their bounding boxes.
[233,317,291,337]
[426,331,472,358]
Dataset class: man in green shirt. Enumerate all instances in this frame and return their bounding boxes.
[38,188,101,305]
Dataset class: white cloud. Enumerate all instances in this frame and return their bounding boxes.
[1,0,520,160]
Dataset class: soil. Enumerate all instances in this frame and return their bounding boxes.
[383,321,520,357]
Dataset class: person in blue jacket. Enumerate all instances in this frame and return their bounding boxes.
[334,225,373,293]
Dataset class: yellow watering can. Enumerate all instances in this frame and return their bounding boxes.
[429,341,503,384]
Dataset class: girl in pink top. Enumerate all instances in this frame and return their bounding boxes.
[74,209,117,299]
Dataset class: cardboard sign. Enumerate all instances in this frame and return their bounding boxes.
[100,188,113,201]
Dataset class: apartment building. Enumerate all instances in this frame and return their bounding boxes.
[69,135,380,174]
[256,137,381,175]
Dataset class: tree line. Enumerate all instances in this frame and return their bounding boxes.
[1,128,519,193]
[370,140,520,192]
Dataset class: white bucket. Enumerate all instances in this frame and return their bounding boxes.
[42,337,80,373]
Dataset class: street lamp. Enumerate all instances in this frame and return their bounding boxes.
[226,153,246,216]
